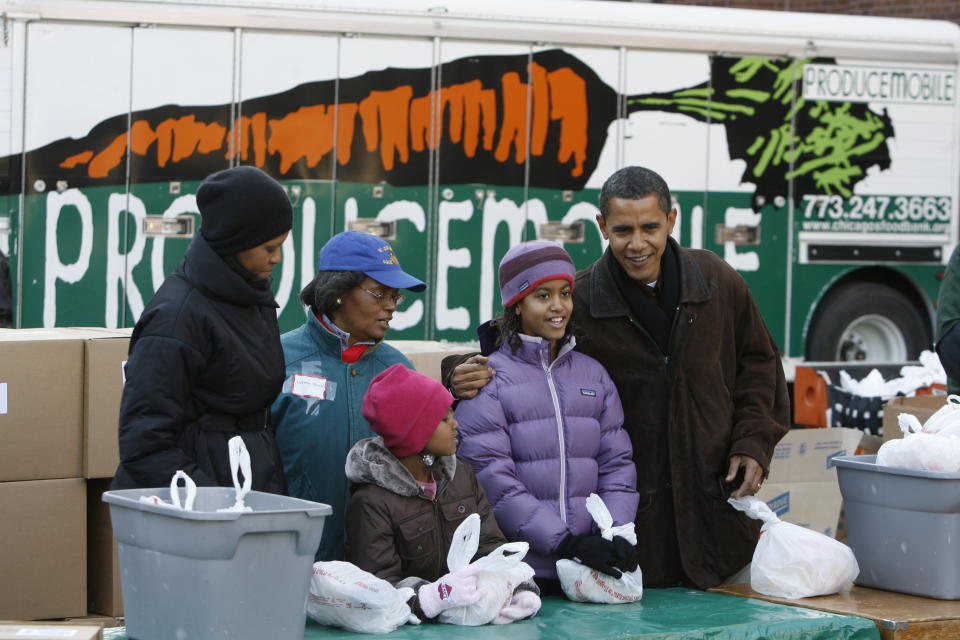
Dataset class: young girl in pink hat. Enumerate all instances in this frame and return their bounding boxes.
[344,363,540,623]
[454,240,640,595]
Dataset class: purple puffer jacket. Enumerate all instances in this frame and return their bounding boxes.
[455,335,639,578]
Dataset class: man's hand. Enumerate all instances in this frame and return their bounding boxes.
[450,355,495,400]
[726,455,764,498]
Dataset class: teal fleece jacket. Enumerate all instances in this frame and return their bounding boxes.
[271,311,412,561]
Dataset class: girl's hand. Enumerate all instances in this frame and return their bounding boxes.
[417,564,484,618]
[492,591,541,624]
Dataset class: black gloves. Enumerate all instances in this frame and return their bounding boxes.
[611,535,639,573]
[558,534,635,579]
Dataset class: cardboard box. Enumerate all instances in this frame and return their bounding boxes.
[86,480,122,618]
[0,329,86,481]
[0,626,101,640]
[389,340,477,381]
[766,427,865,484]
[881,395,948,444]
[64,616,118,630]
[0,478,86,620]
[758,481,843,538]
[73,329,131,478]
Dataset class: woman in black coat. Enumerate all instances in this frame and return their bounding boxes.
[112,166,292,493]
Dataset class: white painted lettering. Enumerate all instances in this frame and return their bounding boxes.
[723,207,761,271]
[376,200,425,331]
[149,195,198,295]
[299,196,317,303]
[106,193,147,328]
[690,205,704,250]
[44,189,93,327]
[436,200,473,331]
[274,232,295,312]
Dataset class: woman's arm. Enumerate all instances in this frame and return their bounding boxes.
[117,334,215,487]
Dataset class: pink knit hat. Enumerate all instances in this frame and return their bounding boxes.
[362,364,455,458]
[499,240,576,307]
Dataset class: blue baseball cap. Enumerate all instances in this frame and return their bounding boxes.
[318,231,426,292]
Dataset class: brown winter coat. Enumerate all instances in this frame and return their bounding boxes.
[344,437,507,587]
[573,240,789,588]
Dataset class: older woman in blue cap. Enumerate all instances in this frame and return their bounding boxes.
[271,231,426,561]
[113,165,292,493]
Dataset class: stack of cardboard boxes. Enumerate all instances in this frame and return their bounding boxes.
[0,328,129,622]
[757,427,867,538]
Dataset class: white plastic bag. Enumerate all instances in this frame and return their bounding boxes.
[306,561,419,634]
[216,435,253,513]
[877,432,960,472]
[138,470,196,510]
[877,396,960,472]
[437,514,536,626]
[728,496,858,599]
[555,493,643,603]
[915,394,960,437]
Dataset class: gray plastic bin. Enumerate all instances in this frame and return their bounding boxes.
[103,487,332,640]
[834,454,960,599]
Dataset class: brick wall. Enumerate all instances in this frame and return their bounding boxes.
[650,0,959,23]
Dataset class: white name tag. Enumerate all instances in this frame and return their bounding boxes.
[291,373,328,400]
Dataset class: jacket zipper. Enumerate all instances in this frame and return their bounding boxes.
[627,307,691,490]
[432,475,449,571]
[433,498,444,571]
[541,347,568,524]
[412,482,447,574]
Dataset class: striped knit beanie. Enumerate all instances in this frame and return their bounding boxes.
[498,240,576,308]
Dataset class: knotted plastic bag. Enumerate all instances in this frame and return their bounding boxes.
[438,514,536,626]
[916,394,960,436]
[137,436,254,511]
[729,496,858,599]
[216,435,253,512]
[138,469,196,510]
[555,493,643,603]
[878,395,960,472]
[306,561,419,634]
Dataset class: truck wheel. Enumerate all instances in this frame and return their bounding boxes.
[806,282,930,362]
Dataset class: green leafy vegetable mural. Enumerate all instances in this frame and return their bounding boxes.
[629,56,894,207]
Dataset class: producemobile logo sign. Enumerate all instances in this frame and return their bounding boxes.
[803,63,956,105]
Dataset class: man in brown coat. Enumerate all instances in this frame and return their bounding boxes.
[447,166,789,589]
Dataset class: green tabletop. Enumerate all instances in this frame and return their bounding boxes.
[106,589,879,640]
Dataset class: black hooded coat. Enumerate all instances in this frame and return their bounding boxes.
[112,234,287,493]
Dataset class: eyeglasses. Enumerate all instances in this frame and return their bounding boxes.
[362,288,406,307]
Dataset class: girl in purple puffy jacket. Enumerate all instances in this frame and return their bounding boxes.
[455,240,640,594]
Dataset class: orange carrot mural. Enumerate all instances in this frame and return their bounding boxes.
[40,50,605,191]
[21,50,893,207]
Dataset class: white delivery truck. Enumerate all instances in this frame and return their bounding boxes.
[0,0,957,364]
